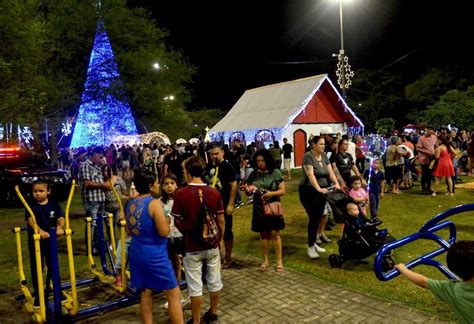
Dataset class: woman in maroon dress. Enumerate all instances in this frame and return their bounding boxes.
[432,136,456,196]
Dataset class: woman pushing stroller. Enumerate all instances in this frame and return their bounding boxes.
[299,135,341,260]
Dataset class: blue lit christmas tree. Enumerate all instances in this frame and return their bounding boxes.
[70,20,139,148]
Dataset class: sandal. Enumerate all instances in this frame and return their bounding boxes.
[222,261,234,269]
[259,263,268,272]
[275,264,284,272]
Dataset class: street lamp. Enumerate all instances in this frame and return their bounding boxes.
[335,0,354,98]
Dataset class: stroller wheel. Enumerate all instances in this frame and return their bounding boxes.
[329,254,342,268]
[381,255,395,272]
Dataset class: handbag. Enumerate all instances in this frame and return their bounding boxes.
[263,201,284,217]
[428,158,436,170]
[255,171,283,217]
[453,148,463,160]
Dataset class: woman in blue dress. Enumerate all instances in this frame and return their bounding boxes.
[125,168,184,324]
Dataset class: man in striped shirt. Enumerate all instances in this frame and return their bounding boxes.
[79,146,110,254]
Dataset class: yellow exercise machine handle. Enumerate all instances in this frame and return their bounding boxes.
[111,183,127,292]
[107,213,116,257]
[15,186,46,323]
[85,217,107,281]
[85,216,96,270]
[64,180,78,315]
[13,227,36,316]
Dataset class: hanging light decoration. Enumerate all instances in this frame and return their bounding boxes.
[18,126,34,144]
[336,53,354,90]
[61,121,73,136]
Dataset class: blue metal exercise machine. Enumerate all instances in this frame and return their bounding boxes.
[374,203,474,281]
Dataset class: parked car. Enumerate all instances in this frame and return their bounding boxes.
[0,147,72,207]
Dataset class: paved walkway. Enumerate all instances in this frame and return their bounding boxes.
[0,254,448,323]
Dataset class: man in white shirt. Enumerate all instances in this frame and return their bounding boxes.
[345,134,356,162]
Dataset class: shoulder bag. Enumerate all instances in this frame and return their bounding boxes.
[263,200,284,217]
[259,171,284,217]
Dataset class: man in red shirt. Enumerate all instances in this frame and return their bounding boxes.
[173,156,225,324]
[416,127,438,194]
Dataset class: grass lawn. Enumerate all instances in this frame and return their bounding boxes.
[233,169,474,321]
[0,170,473,321]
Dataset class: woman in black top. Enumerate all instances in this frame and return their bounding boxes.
[331,138,363,191]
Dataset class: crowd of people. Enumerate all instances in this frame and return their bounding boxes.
[25,126,474,323]
[71,142,241,323]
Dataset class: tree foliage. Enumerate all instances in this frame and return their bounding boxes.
[346,69,405,132]
[187,108,227,138]
[0,0,198,145]
[403,65,474,125]
[346,65,474,132]
[419,86,474,130]
[0,2,53,130]
[374,118,395,135]
[405,65,473,104]
[103,3,197,140]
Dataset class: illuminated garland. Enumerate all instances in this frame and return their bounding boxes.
[336,53,354,89]
[70,20,138,148]
[210,128,283,146]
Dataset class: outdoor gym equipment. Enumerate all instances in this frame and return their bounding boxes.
[12,181,140,322]
[374,203,474,281]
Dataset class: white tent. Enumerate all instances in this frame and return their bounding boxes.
[210,74,364,167]
[212,74,363,133]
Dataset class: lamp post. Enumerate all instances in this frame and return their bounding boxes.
[335,0,354,98]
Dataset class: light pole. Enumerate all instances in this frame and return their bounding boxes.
[335,0,354,98]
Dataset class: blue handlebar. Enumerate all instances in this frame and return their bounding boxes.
[374,203,474,281]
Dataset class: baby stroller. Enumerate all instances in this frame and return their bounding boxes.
[325,190,395,271]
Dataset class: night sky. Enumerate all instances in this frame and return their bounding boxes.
[127,0,473,110]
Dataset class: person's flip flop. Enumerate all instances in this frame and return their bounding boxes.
[222,261,234,269]
[275,265,284,272]
[259,263,268,272]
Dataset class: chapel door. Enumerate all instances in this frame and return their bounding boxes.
[293,129,307,167]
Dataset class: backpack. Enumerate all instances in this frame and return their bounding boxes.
[194,188,220,249]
